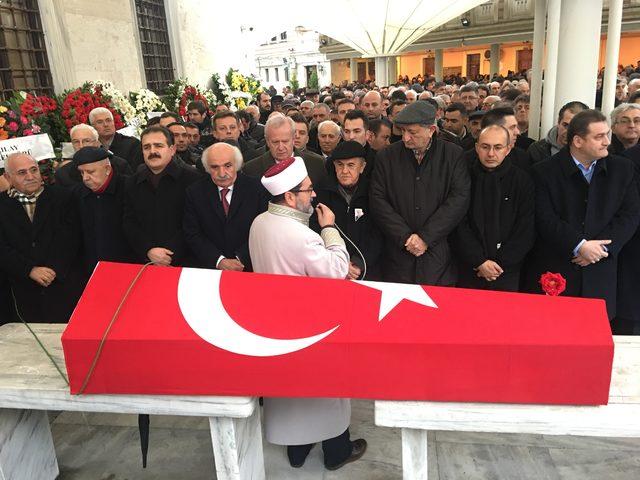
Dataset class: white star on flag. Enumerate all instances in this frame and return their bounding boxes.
[354,280,438,321]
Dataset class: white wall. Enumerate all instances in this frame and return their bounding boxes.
[39,0,145,93]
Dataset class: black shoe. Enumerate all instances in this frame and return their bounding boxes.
[325,438,367,471]
[287,444,314,468]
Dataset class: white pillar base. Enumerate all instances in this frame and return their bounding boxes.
[0,408,59,480]
[209,406,265,480]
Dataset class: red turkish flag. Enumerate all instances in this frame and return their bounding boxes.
[62,262,613,405]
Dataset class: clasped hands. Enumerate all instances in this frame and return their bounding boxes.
[475,260,503,282]
[572,239,611,267]
[405,233,427,257]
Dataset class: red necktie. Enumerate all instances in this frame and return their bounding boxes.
[220,188,230,216]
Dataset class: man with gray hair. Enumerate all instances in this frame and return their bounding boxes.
[55,123,132,187]
[184,142,268,271]
[299,100,315,122]
[609,103,640,154]
[0,153,82,323]
[89,107,143,169]
[243,115,327,185]
[317,120,341,160]
[370,101,470,285]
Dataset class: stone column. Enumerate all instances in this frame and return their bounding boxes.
[387,56,398,86]
[602,0,624,117]
[350,58,358,82]
[375,56,389,87]
[490,43,501,78]
[554,0,603,115]
[540,0,562,139]
[435,49,444,82]
[528,0,547,140]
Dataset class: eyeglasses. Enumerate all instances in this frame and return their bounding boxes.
[477,144,507,153]
[617,118,640,126]
[290,186,314,194]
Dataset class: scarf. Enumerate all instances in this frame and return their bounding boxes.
[8,186,44,221]
[470,157,512,261]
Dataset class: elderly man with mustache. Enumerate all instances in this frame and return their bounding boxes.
[183,142,268,272]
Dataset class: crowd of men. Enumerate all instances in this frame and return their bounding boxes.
[1,74,640,330]
[0,72,639,469]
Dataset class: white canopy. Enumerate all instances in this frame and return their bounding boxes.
[246,0,490,57]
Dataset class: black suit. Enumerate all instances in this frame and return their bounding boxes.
[183,173,268,270]
[74,172,133,274]
[107,132,144,170]
[0,186,83,323]
[123,161,202,266]
[525,148,640,317]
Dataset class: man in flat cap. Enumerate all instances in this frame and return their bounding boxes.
[73,146,133,275]
[249,157,367,471]
[370,100,470,285]
[312,141,383,280]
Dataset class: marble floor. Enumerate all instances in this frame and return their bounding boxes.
[50,400,640,480]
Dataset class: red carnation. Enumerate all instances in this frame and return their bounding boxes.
[539,272,566,296]
[7,121,18,132]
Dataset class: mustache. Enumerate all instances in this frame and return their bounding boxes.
[147,153,161,159]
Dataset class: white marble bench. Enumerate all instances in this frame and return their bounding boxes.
[0,323,264,480]
[375,335,640,480]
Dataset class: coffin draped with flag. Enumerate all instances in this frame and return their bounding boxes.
[62,262,614,405]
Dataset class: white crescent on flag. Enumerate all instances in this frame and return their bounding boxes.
[177,268,339,357]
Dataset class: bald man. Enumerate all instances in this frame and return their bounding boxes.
[0,153,83,323]
[184,142,269,271]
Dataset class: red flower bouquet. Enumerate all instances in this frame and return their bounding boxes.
[178,86,210,118]
[60,87,124,131]
[20,93,58,118]
[540,272,567,296]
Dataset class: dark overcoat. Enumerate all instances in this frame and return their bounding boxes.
[525,148,640,317]
[0,186,83,323]
[123,161,202,266]
[617,144,640,323]
[109,132,144,170]
[369,137,471,285]
[311,176,383,280]
[183,173,268,270]
[452,159,535,291]
[74,172,133,273]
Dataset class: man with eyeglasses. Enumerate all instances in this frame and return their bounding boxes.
[249,156,367,471]
[452,125,535,291]
[609,103,640,155]
[89,107,143,169]
[55,123,132,187]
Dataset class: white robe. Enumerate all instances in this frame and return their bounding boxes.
[249,203,351,445]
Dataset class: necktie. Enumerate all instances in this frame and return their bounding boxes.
[220,188,230,216]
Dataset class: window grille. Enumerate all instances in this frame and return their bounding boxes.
[134,0,175,93]
[0,0,54,100]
